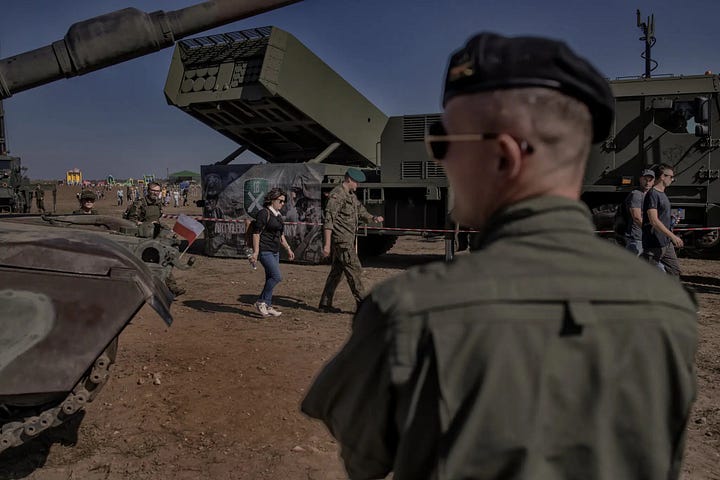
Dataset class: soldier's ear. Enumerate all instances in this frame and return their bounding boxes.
[496,134,523,179]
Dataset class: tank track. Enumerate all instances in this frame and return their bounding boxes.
[0,340,116,454]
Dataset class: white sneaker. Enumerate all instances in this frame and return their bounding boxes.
[266,306,282,317]
[254,302,270,317]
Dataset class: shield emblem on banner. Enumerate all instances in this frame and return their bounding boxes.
[244,178,268,216]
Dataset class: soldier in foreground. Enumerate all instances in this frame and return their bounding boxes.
[318,168,383,313]
[73,190,98,214]
[302,33,698,479]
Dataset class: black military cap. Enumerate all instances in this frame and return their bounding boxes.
[443,33,614,143]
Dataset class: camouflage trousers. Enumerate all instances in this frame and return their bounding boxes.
[319,243,364,307]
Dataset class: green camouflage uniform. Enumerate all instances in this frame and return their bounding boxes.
[303,196,697,480]
[123,195,184,296]
[124,196,162,223]
[72,209,97,215]
[320,184,375,307]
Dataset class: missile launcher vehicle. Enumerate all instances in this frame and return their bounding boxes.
[164,25,720,259]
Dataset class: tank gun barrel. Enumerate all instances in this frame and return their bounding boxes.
[0,0,301,99]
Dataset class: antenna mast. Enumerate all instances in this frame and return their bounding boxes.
[636,9,657,78]
[0,40,5,155]
[0,100,7,155]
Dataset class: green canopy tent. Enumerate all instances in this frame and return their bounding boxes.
[168,170,200,184]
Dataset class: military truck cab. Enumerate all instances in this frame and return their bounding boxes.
[583,74,720,249]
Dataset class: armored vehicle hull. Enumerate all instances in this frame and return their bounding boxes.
[0,0,302,453]
[0,218,173,452]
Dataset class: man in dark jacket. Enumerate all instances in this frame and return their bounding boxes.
[302,33,697,480]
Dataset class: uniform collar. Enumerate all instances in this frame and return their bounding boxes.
[268,206,281,216]
[478,196,595,246]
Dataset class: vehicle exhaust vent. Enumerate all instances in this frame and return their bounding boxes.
[403,114,442,141]
[425,162,446,178]
[401,161,423,178]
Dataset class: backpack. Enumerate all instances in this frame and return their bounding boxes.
[613,199,629,237]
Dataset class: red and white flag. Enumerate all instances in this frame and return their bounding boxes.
[172,214,205,245]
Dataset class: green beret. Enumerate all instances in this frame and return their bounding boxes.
[346,168,366,183]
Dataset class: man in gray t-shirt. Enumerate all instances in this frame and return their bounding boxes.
[642,164,684,276]
[622,169,655,255]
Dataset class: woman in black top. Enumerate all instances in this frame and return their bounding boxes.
[248,188,295,317]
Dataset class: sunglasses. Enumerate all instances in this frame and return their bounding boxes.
[276,198,286,204]
[149,189,161,193]
[425,121,534,161]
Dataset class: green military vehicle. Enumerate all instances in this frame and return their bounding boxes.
[0,101,32,213]
[164,24,719,259]
[0,0,302,454]
[0,155,31,214]
[583,75,719,249]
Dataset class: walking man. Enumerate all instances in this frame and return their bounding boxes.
[318,168,383,313]
[34,185,45,213]
[619,168,655,254]
[642,163,684,275]
[303,33,697,480]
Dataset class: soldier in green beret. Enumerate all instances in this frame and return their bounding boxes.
[318,168,384,313]
[303,33,697,479]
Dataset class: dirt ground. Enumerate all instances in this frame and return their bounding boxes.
[1,185,719,479]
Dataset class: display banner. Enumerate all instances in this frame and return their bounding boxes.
[200,163,325,263]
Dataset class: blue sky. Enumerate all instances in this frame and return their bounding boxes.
[1,0,718,180]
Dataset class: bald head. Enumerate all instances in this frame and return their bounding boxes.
[442,87,593,228]
[464,87,591,171]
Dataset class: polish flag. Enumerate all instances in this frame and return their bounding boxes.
[172,214,205,245]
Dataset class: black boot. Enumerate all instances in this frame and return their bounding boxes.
[318,304,342,313]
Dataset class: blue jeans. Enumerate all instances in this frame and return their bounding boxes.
[258,251,282,305]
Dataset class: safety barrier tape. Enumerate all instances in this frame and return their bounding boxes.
[160,214,720,235]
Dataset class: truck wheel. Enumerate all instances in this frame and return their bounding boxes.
[695,229,720,249]
[358,235,398,258]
